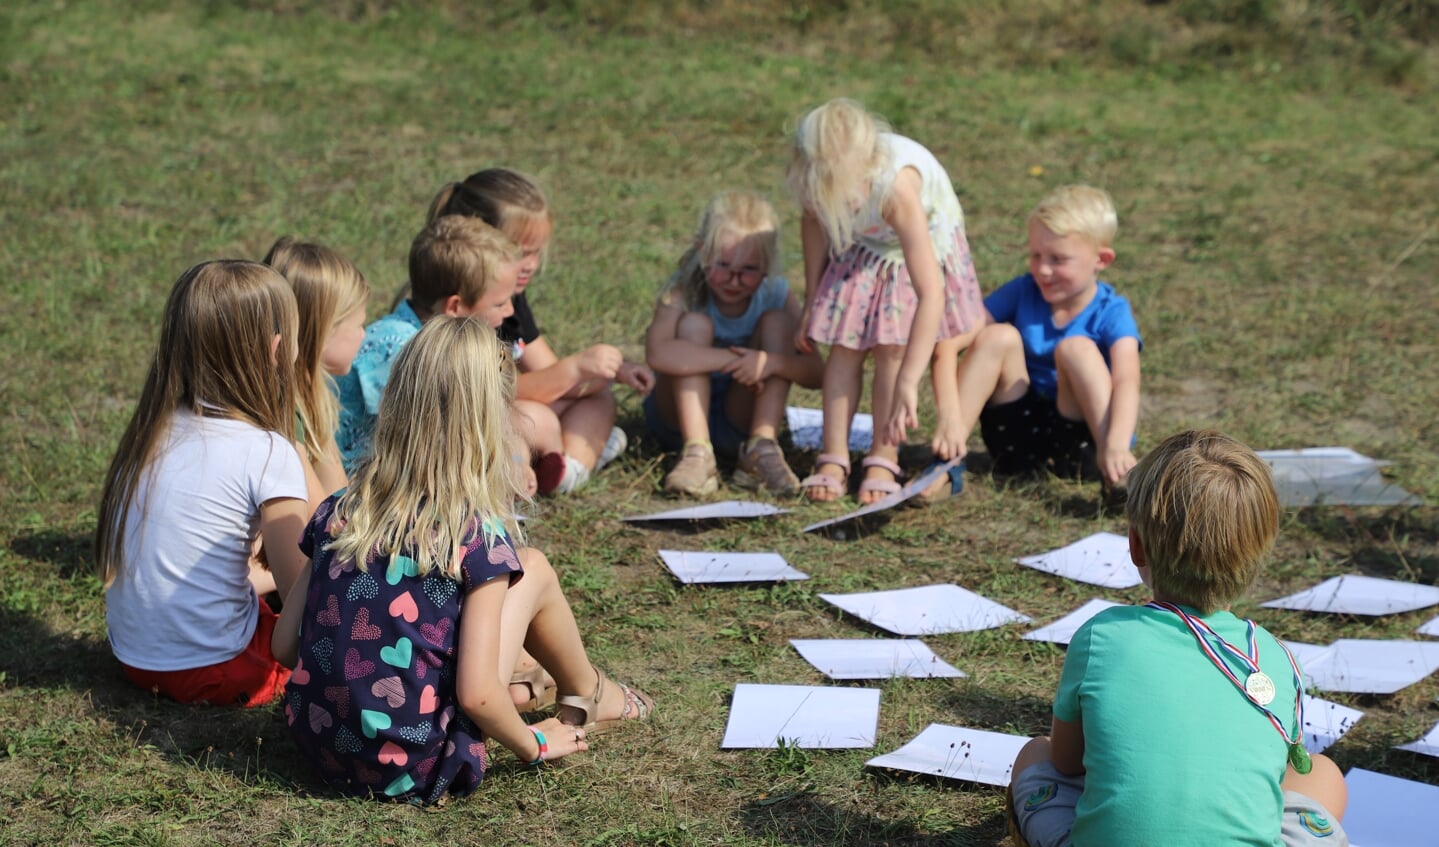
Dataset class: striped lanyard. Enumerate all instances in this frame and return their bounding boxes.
[1147,601,1312,773]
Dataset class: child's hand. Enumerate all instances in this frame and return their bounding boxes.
[1097,444,1137,488]
[885,383,921,445]
[575,344,623,381]
[793,324,815,355]
[930,414,966,462]
[723,347,770,390]
[532,716,589,761]
[616,361,655,395]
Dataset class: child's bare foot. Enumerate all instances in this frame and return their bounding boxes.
[799,454,850,502]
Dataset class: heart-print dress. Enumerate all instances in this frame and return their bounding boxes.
[283,494,524,803]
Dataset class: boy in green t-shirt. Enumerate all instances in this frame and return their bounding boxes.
[1008,430,1349,847]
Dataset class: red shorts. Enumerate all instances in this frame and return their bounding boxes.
[121,603,290,708]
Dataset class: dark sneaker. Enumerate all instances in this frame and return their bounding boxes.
[732,438,800,496]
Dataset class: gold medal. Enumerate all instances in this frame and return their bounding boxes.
[1244,671,1276,706]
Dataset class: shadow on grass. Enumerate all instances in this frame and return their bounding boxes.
[740,790,1006,847]
[1292,506,1439,583]
[3,528,324,792]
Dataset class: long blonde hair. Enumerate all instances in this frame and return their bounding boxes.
[785,98,892,252]
[328,316,525,577]
[426,167,552,245]
[263,236,370,461]
[95,261,300,587]
[662,191,781,312]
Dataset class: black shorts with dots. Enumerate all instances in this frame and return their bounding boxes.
[978,387,1098,480]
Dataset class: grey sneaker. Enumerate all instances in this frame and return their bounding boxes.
[732,437,800,496]
[663,442,719,497]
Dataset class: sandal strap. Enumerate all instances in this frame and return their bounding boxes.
[813,453,851,473]
[860,455,902,475]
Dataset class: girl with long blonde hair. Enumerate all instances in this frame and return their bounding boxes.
[95,260,312,706]
[274,316,652,803]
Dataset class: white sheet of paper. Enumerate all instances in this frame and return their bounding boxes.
[790,638,965,680]
[1395,720,1439,757]
[1283,640,1335,689]
[1023,599,1125,645]
[819,584,1031,635]
[866,724,1029,786]
[1417,614,1439,637]
[1343,767,1439,847]
[786,406,873,452]
[1015,533,1142,589]
[1261,574,1439,616]
[1257,448,1419,507]
[720,683,880,749]
[1301,695,1364,754]
[657,549,808,584]
[1301,639,1439,694]
[802,458,962,533]
[623,500,789,522]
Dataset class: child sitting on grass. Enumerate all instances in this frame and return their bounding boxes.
[643,191,823,496]
[929,185,1139,495]
[275,316,652,803]
[1007,429,1349,847]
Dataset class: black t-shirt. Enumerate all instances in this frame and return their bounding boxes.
[497,292,541,346]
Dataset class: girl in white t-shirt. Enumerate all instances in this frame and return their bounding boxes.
[95,260,312,707]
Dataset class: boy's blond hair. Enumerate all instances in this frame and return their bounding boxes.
[408,215,521,310]
[1030,185,1118,248]
[1126,430,1279,613]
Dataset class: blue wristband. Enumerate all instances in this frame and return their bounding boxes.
[526,726,547,766]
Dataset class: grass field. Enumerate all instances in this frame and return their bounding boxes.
[2,2,1437,844]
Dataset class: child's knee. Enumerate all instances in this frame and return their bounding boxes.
[975,322,1023,353]
[518,547,557,587]
[1053,335,1101,365]
[675,311,715,344]
[754,308,796,344]
[514,400,563,448]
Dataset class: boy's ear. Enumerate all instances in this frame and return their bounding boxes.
[1096,246,1116,271]
[1127,526,1146,568]
[440,294,467,317]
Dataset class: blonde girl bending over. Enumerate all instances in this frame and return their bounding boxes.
[643,191,822,496]
[274,317,653,803]
[263,237,370,502]
[788,99,984,503]
[96,261,311,707]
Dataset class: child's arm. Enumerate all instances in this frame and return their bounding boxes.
[513,335,624,404]
[270,565,312,668]
[259,496,310,599]
[644,299,745,376]
[793,211,829,355]
[721,292,824,390]
[884,167,945,443]
[1050,715,1086,776]
[455,577,587,763]
[1099,338,1141,485]
[311,442,348,503]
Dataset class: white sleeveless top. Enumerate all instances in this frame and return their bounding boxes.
[850,133,966,271]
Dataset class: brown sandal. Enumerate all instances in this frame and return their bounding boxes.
[556,665,654,735]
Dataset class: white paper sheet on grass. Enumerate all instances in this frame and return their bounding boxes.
[802,458,962,533]
[1395,720,1439,757]
[1023,599,1125,645]
[866,724,1029,787]
[1261,574,1439,616]
[657,550,808,584]
[1417,613,1439,637]
[1282,640,1334,690]
[790,638,965,680]
[1300,639,1439,694]
[623,500,789,522]
[1343,767,1439,847]
[721,683,880,748]
[1301,695,1364,754]
[1256,447,1420,507]
[819,584,1031,635]
[1015,533,1142,589]
[787,406,872,452]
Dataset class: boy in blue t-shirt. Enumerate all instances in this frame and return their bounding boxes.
[929,185,1140,492]
[1006,430,1349,847]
